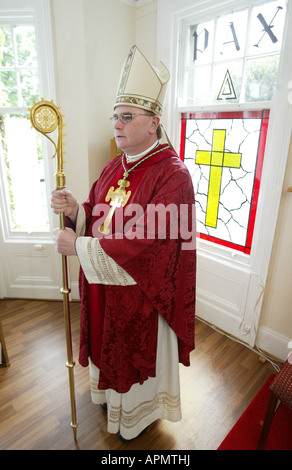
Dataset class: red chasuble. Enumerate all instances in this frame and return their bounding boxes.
[77,144,196,393]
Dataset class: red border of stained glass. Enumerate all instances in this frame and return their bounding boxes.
[180,110,270,255]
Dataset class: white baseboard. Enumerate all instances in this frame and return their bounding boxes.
[256,326,291,362]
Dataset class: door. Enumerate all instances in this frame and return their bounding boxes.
[158,0,292,346]
[0,0,62,300]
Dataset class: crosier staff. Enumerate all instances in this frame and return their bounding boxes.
[29,99,78,440]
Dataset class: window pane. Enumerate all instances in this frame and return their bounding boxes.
[15,26,38,67]
[190,20,214,65]
[182,65,211,106]
[248,2,285,55]
[0,70,17,106]
[20,69,39,106]
[214,10,248,61]
[244,55,280,102]
[0,25,40,108]
[212,62,242,103]
[0,26,14,67]
[0,114,49,232]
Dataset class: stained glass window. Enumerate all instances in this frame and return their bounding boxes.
[180,110,269,254]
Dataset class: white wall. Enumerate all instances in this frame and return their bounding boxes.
[257,138,292,360]
[83,0,136,185]
[51,0,136,193]
[135,1,157,62]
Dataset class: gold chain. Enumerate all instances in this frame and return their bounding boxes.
[120,145,170,190]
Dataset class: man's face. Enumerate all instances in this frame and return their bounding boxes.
[113,105,160,156]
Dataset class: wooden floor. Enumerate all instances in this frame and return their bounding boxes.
[0,298,276,451]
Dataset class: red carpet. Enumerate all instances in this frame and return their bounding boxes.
[218,375,292,450]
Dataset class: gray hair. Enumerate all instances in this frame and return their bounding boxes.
[145,111,162,139]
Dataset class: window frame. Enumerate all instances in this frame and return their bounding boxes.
[178,1,286,108]
[158,0,292,268]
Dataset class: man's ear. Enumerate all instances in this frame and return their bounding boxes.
[150,116,160,134]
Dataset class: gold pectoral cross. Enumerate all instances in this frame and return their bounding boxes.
[98,179,131,235]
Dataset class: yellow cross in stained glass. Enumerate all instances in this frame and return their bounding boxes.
[196,129,242,228]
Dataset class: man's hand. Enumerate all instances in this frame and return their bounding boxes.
[51,189,79,222]
[53,227,77,256]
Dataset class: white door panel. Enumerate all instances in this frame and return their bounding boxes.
[0,239,62,299]
[197,251,251,341]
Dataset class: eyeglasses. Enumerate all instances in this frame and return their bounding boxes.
[110,112,151,125]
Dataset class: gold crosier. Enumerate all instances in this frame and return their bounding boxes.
[29,99,78,440]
